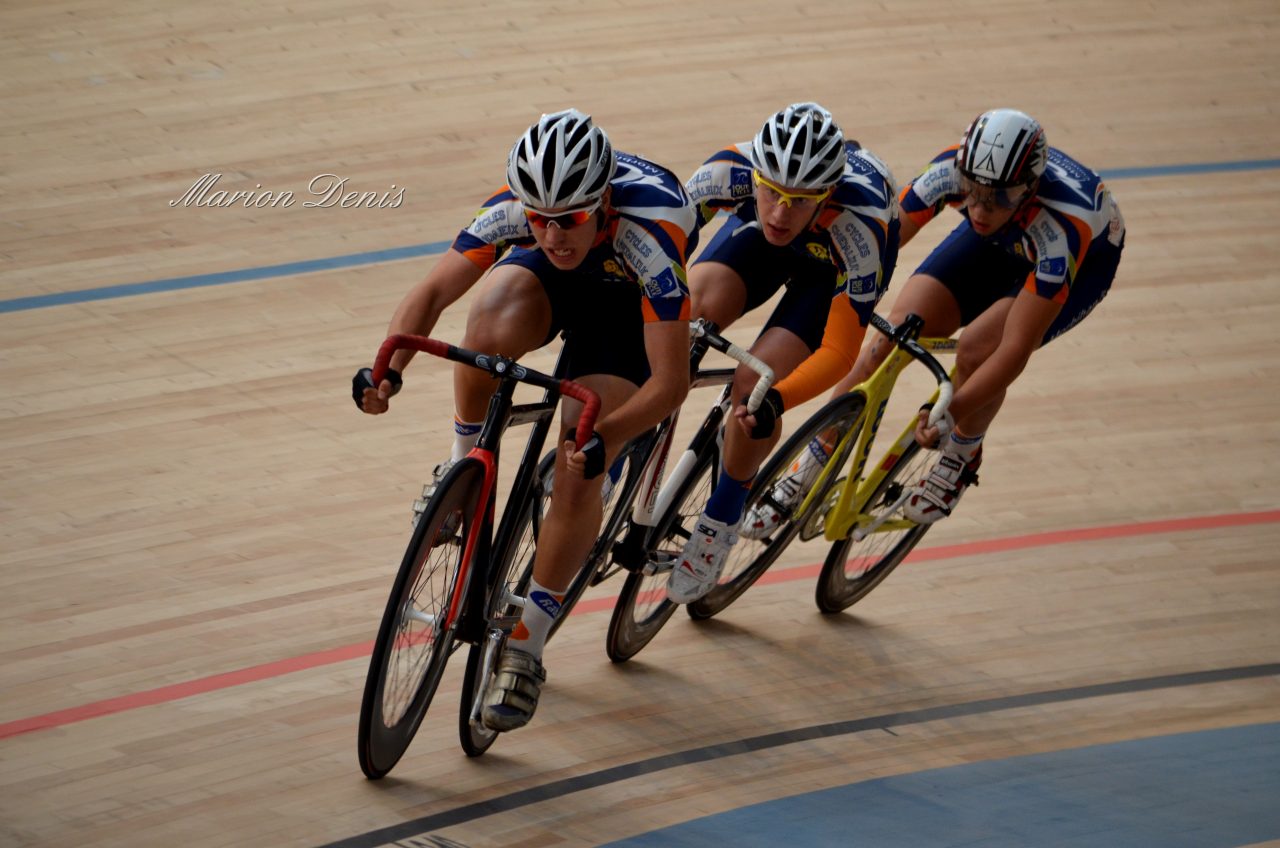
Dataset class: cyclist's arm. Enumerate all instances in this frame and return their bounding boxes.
[383,190,530,374]
[384,248,487,374]
[685,144,753,227]
[897,147,964,249]
[898,212,924,248]
[947,281,1059,423]
[595,319,691,447]
[772,295,866,410]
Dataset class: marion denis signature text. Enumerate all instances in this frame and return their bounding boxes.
[169,173,405,209]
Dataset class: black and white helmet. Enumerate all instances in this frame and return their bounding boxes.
[506,109,616,210]
[751,102,847,190]
[957,109,1048,189]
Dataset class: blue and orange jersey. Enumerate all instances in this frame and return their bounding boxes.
[900,145,1126,303]
[684,140,900,327]
[450,152,695,322]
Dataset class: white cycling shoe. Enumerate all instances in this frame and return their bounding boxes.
[903,449,981,524]
[667,515,740,604]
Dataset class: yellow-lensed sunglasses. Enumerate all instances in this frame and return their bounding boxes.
[752,170,833,208]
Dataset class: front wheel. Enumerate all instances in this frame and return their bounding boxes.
[358,459,486,779]
[816,439,934,614]
[458,450,553,756]
[605,443,719,662]
[687,392,868,621]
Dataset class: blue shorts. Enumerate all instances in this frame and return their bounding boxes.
[495,245,651,385]
[693,215,838,352]
[916,221,1123,345]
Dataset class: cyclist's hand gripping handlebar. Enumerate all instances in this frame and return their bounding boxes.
[689,319,776,413]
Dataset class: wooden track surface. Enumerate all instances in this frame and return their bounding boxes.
[2,1,1278,845]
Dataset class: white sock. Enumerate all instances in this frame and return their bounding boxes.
[944,430,984,463]
[508,579,564,661]
[451,417,483,462]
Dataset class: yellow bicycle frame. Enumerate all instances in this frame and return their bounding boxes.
[789,336,959,542]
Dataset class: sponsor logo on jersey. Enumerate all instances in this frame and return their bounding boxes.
[1038,256,1068,279]
[623,227,653,259]
[847,271,879,302]
[833,219,871,260]
[731,169,752,198]
[476,205,507,231]
[806,242,830,261]
[647,266,684,299]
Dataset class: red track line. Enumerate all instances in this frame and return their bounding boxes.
[3,509,1277,740]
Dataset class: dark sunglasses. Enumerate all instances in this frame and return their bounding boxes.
[522,201,601,229]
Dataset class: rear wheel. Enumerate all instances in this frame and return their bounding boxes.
[687,392,867,620]
[816,439,933,614]
[358,459,485,779]
[605,443,719,662]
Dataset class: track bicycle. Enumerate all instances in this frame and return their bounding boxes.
[357,321,770,774]
[356,334,600,778]
[685,312,956,620]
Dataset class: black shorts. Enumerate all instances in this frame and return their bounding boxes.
[693,215,837,352]
[494,245,651,385]
[916,221,1124,345]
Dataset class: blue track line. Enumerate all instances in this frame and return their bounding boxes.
[3,157,1278,315]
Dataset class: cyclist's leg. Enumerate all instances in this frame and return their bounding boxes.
[670,264,829,603]
[689,260,748,330]
[482,265,651,731]
[413,253,556,531]
[925,231,1123,475]
[454,253,555,424]
[688,214,799,330]
[833,224,983,397]
[899,227,1036,522]
[480,373,641,732]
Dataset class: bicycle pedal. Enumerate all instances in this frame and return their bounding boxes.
[642,552,676,577]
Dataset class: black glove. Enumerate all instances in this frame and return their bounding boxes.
[565,428,607,480]
[352,366,402,410]
[747,388,785,440]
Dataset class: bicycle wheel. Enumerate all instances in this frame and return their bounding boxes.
[687,392,867,621]
[816,438,934,614]
[357,458,485,779]
[605,441,719,662]
[458,451,553,756]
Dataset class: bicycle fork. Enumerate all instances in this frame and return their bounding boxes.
[468,591,526,729]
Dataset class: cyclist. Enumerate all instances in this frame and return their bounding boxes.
[666,102,900,604]
[770,108,1125,526]
[353,109,695,731]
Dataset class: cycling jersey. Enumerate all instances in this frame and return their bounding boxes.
[451,152,694,323]
[900,145,1126,304]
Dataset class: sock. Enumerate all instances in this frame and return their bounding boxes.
[600,453,626,503]
[792,435,832,477]
[508,578,564,661]
[944,430,984,463]
[704,468,754,525]
[451,417,483,462]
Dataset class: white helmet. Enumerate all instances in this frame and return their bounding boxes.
[957,108,1047,189]
[506,109,616,210]
[751,102,847,190]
